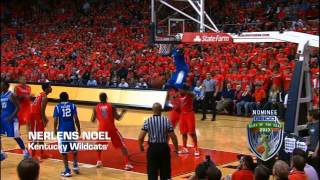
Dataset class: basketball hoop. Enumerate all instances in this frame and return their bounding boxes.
[156,36,176,56]
[158,43,172,56]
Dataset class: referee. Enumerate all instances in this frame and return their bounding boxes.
[202,72,217,121]
[138,103,179,180]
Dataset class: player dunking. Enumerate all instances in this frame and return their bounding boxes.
[178,85,199,156]
[1,81,30,161]
[14,76,32,126]
[91,93,133,170]
[53,92,81,177]
[29,83,52,160]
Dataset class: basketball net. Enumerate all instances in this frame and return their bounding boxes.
[158,43,172,56]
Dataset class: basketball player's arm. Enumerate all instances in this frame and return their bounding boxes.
[53,117,58,135]
[138,130,147,151]
[113,107,127,121]
[41,96,48,126]
[6,94,20,122]
[91,108,96,123]
[74,114,81,136]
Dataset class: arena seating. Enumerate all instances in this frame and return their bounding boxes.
[1,0,319,112]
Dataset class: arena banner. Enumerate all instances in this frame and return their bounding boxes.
[9,83,168,108]
[181,32,233,44]
[247,110,284,161]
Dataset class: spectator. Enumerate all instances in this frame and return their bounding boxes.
[189,156,222,180]
[233,85,242,114]
[87,76,98,87]
[105,76,111,87]
[38,73,50,83]
[236,85,252,116]
[292,148,319,180]
[117,66,128,80]
[97,76,105,87]
[135,78,148,88]
[289,155,308,180]
[263,84,285,119]
[118,78,129,88]
[193,80,204,113]
[109,77,118,88]
[250,84,266,111]
[216,83,235,113]
[17,159,40,180]
[230,155,255,180]
[254,164,270,180]
[306,109,319,152]
[272,160,290,180]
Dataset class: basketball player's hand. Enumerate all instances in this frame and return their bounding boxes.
[44,117,49,127]
[121,109,127,114]
[140,144,144,152]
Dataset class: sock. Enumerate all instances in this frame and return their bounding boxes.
[97,151,102,161]
[192,138,198,150]
[124,155,129,165]
[73,159,78,167]
[183,137,187,148]
[14,138,26,150]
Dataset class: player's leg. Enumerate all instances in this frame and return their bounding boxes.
[61,153,72,177]
[187,112,199,156]
[0,122,8,161]
[179,114,189,153]
[72,151,80,174]
[96,149,103,167]
[0,136,8,161]
[14,137,30,159]
[110,130,133,170]
[9,118,30,159]
[58,138,72,177]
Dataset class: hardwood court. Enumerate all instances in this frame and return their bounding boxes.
[1,103,251,180]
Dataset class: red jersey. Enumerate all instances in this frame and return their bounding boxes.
[180,93,193,112]
[95,103,116,132]
[283,73,292,92]
[271,72,283,88]
[15,84,31,106]
[31,92,47,114]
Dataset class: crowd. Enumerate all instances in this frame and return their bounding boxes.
[1,1,319,121]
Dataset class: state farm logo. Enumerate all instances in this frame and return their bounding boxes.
[193,35,201,42]
[192,34,230,42]
[182,32,232,44]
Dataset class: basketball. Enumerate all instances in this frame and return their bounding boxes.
[256,145,266,154]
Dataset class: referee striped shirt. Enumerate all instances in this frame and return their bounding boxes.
[142,115,174,143]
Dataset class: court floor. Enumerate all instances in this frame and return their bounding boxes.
[1,103,252,180]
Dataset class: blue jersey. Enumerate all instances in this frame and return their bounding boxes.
[53,102,77,132]
[172,48,189,72]
[1,91,17,120]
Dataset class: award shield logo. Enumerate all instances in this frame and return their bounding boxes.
[247,110,284,161]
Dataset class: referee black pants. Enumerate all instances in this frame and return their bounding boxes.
[202,91,216,119]
[147,143,171,180]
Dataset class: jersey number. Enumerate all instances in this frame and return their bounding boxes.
[62,108,71,117]
[1,102,7,109]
